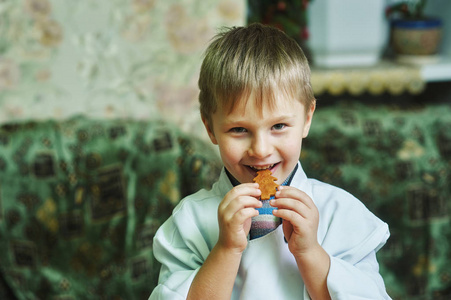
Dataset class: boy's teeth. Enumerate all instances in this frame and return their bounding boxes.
[250,164,274,170]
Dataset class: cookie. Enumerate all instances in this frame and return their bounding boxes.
[253,169,279,200]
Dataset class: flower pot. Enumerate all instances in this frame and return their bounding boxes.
[307,0,388,68]
[391,18,443,64]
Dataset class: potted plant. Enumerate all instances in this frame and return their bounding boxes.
[386,0,443,63]
[247,0,310,51]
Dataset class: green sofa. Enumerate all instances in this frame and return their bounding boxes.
[0,117,221,299]
[302,100,451,299]
[1,100,450,299]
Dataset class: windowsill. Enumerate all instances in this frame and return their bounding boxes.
[310,56,451,96]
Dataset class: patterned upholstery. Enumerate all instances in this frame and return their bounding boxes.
[0,117,221,299]
[303,100,451,299]
[1,100,451,299]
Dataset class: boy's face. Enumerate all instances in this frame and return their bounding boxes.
[203,92,314,185]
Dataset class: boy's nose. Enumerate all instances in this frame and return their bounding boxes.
[248,135,272,158]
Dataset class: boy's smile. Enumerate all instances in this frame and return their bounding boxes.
[203,91,315,185]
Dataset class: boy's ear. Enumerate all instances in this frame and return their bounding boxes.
[202,116,218,145]
[302,101,316,138]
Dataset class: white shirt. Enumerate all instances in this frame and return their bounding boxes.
[150,162,391,299]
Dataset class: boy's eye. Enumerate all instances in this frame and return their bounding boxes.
[230,127,247,133]
[272,123,286,130]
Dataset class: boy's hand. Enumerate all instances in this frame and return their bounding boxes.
[217,183,262,253]
[270,186,320,256]
[270,186,331,299]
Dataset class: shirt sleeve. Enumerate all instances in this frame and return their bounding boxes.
[311,181,392,299]
[148,217,199,299]
[323,211,391,299]
[149,195,215,300]
[327,250,392,299]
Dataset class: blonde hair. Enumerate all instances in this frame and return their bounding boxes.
[198,23,315,125]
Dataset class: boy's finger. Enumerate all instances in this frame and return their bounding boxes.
[224,196,262,214]
[273,208,304,226]
[232,207,260,224]
[220,194,262,223]
[275,186,314,208]
[270,198,309,218]
[220,183,261,209]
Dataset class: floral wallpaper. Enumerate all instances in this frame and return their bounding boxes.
[0,0,245,136]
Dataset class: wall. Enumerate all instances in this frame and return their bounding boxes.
[0,0,245,137]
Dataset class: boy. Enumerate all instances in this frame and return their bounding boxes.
[150,23,391,299]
